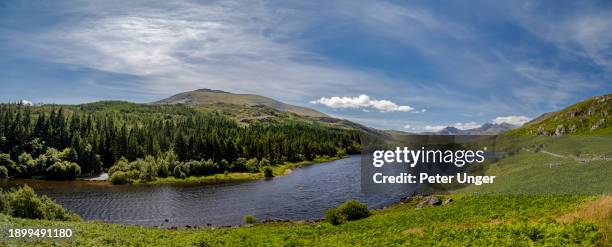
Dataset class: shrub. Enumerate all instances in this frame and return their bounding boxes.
[325,208,344,225]
[3,185,79,221]
[258,158,270,167]
[245,158,259,173]
[110,171,130,184]
[232,158,247,172]
[336,148,348,158]
[173,166,183,178]
[337,199,371,221]
[17,152,35,176]
[0,153,16,175]
[0,166,8,178]
[244,214,257,224]
[45,161,81,180]
[263,166,274,178]
[325,199,371,225]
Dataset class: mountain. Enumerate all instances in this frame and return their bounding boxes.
[506,94,611,136]
[425,123,517,135]
[154,88,328,118]
[154,88,387,137]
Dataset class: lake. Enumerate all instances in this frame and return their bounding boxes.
[0,155,411,227]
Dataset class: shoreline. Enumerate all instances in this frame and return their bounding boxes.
[3,156,345,186]
[133,155,343,185]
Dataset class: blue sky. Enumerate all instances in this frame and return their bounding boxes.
[0,0,611,131]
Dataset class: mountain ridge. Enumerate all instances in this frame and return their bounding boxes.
[423,122,518,135]
[154,88,328,118]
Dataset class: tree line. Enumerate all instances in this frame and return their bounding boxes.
[0,102,361,180]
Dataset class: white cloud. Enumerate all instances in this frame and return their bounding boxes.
[20,100,33,106]
[310,94,414,112]
[492,115,531,126]
[14,0,400,103]
[424,125,446,131]
[403,124,412,129]
[452,122,481,130]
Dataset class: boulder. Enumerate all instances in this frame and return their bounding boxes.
[416,196,441,208]
[555,124,565,136]
[442,198,454,205]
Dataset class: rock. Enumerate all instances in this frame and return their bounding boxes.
[400,194,424,203]
[587,107,595,116]
[164,219,169,222]
[591,118,605,130]
[569,124,577,133]
[555,125,565,136]
[442,198,454,205]
[399,192,430,203]
[537,126,548,136]
[416,196,441,208]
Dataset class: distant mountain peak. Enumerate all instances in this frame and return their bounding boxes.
[429,123,518,135]
[153,88,329,118]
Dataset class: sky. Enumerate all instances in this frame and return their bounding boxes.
[0,0,611,132]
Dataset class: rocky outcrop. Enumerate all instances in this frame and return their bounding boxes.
[555,125,565,136]
[416,197,441,208]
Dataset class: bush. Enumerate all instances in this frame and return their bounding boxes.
[45,161,81,180]
[325,208,344,225]
[262,166,274,178]
[258,158,270,167]
[232,158,248,172]
[0,166,8,178]
[0,153,16,175]
[325,199,371,225]
[173,166,183,178]
[3,185,80,221]
[337,199,371,221]
[245,158,259,173]
[244,214,257,224]
[110,171,130,184]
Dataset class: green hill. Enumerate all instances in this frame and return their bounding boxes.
[506,94,611,136]
[154,88,328,118]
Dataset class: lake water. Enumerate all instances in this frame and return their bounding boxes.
[0,155,411,227]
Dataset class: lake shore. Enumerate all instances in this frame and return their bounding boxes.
[2,194,607,246]
[122,156,343,185]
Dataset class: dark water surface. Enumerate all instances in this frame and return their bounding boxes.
[1,155,409,227]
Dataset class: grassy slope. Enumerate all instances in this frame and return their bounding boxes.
[1,195,607,246]
[457,136,611,195]
[505,94,611,136]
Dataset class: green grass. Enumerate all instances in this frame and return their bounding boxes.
[456,135,612,195]
[0,195,606,246]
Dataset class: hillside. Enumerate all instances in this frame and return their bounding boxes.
[506,94,611,136]
[153,88,386,138]
[154,89,328,118]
